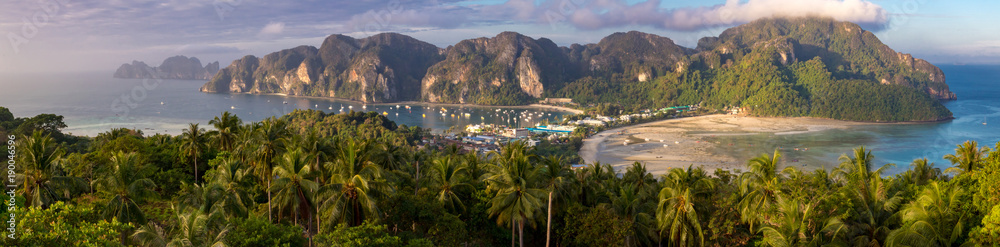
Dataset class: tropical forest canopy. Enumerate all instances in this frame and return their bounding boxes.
[1,107,998,246]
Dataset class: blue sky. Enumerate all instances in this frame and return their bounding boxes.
[0,0,997,74]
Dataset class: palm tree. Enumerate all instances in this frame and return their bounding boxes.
[538,155,574,247]
[758,196,819,247]
[610,183,656,247]
[485,140,545,247]
[293,129,328,183]
[131,222,168,247]
[658,165,715,246]
[209,111,242,152]
[905,158,940,186]
[271,148,318,230]
[833,146,902,247]
[886,181,968,246]
[97,151,157,225]
[180,123,207,184]
[429,154,472,213]
[318,138,391,228]
[18,130,83,208]
[739,150,784,231]
[246,117,291,221]
[464,152,490,185]
[168,207,229,247]
[576,162,614,206]
[623,162,657,195]
[943,140,989,175]
[208,158,254,219]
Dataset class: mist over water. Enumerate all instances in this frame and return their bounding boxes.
[1,65,997,174]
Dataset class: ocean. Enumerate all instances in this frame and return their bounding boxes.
[701,65,1000,173]
[0,72,573,136]
[0,65,997,173]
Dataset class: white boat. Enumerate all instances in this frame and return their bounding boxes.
[160,102,164,105]
[231,106,235,109]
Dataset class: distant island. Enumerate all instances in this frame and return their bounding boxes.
[115,55,220,80]
[201,17,955,122]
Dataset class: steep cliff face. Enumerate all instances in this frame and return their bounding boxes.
[421,32,573,105]
[201,33,443,103]
[115,56,219,80]
[200,17,955,121]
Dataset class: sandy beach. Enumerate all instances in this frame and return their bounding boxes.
[580,115,866,175]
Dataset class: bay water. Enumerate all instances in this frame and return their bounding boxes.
[1,64,997,173]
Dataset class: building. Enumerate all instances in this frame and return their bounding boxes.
[505,128,530,138]
[527,139,540,147]
[540,98,573,104]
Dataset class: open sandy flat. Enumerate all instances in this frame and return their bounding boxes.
[579,114,865,175]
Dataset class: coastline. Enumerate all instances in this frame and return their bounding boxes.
[201,91,585,114]
[580,114,871,175]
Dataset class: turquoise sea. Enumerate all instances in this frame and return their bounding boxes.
[0,65,997,173]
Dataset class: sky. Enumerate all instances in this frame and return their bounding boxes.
[0,0,998,74]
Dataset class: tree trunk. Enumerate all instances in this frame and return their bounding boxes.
[519,219,525,247]
[414,161,420,196]
[194,154,199,184]
[268,178,272,221]
[547,191,553,247]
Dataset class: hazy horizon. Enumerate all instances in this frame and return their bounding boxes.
[2,0,1000,75]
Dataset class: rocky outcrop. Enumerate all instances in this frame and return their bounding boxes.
[201,33,443,103]
[420,32,572,105]
[202,17,956,113]
[114,56,219,80]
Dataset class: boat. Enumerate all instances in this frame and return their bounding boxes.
[422,114,426,118]
[160,102,164,105]
[440,107,448,112]
[282,101,287,104]
[383,111,388,115]
[231,106,235,109]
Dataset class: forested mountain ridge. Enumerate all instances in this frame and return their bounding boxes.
[202,17,955,121]
[115,55,220,80]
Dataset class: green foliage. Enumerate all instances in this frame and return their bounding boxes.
[224,216,306,247]
[2,202,133,247]
[559,204,633,246]
[315,221,402,247]
[7,106,997,247]
[975,205,1000,244]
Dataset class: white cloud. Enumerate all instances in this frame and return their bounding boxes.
[258,21,285,37]
[371,0,889,31]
